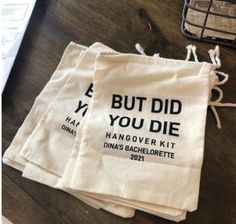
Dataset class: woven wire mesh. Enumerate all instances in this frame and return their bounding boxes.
[181,0,236,48]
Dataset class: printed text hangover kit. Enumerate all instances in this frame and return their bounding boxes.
[3,42,236,221]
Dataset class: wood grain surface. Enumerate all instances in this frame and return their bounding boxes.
[2,0,236,224]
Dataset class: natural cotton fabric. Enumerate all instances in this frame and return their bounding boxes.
[20,44,187,221]
[19,42,135,218]
[70,53,217,213]
[3,41,224,222]
[60,106,187,222]
[3,42,86,171]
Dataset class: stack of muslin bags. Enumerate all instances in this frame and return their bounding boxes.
[3,42,236,221]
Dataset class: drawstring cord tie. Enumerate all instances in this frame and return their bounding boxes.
[135,43,235,129]
[208,46,236,129]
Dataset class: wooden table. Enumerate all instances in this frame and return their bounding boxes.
[2,1,236,224]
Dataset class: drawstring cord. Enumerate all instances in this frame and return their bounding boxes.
[208,46,236,129]
[208,45,221,67]
[191,45,199,62]
[185,44,199,62]
[135,43,235,129]
[185,44,235,129]
[135,43,160,57]
[185,45,192,61]
[135,43,146,55]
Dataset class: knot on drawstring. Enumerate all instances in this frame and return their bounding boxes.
[208,45,221,67]
[208,46,236,129]
[185,44,199,62]
[135,43,160,56]
[135,43,235,129]
[135,43,146,55]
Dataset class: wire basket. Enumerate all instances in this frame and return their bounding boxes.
[181,0,236,48]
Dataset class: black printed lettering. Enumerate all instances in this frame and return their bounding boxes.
[169,122,180,136]
[85,83,93,97]
[111,94,122,109]
[151,98,163,113]
[170,100,182,114]
[75,100,88,113]
[109,114,119,126]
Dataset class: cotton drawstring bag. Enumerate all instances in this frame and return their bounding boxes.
[70,52,220,214]
[20,42,186,221]
[59,46,217,222]
[5,41,232,221]
[3,42,86,171]
[60,45,222,222]
[19,42,135,218]
[53,46,215,221]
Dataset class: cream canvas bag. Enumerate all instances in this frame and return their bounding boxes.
[19,42,135,218]
[70,52,218,214]
[60,46,221,222]
[3,42,86,171]
[20,43,187,221]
